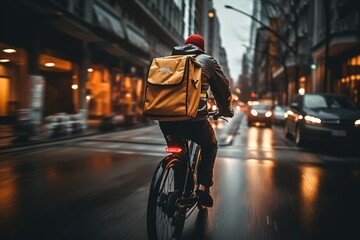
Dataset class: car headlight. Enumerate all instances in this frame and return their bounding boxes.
[250,109,258,116]
[355,119,360,127]
[265,111,272,117]
[304,115,322,125]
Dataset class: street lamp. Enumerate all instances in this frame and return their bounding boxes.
[226,4,299,105]
[208,9,215,18]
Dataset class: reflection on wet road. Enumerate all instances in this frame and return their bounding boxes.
[183,156,360,240]
[0,121,360,239]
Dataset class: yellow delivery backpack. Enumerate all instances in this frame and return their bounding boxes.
[143,55,202,121]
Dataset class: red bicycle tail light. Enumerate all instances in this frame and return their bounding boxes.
[165,147,183,154]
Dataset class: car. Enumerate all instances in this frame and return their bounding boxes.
[236,101,248,111]
[284,93,360,147]
[273,105,287,125]
[247,104,273,127]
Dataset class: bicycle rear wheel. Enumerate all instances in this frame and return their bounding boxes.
[147,156,185,240]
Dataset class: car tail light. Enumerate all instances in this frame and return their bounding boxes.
[165,147,183,154]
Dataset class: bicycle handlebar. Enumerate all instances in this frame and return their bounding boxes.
[208,111,229,122]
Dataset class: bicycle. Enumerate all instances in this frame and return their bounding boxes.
[146,112,227,240]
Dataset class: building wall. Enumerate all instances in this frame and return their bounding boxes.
[0,0,186,125]
[249,0,360,107]
[0,0,234,126]
[311,0,360,107]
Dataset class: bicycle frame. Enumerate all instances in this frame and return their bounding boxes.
[148,113,227,240]
[164,140,201,208]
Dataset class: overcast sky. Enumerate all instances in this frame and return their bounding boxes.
[213,0,254,81]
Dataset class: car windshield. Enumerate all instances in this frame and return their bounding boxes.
[251,105,271,110]
[303,95,357,110]
[274,106,285,112]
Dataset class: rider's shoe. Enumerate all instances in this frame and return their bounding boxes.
[196,184,213,207]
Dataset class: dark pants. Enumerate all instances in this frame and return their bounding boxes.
[159,119,218,188]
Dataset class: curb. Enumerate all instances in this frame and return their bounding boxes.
[0,122,154,154]
[218,111,245,146]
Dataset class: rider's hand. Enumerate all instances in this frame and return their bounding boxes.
[229,108,234,118]
[220,108,234,118]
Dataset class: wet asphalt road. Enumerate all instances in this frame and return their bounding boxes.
[0,112,360,240]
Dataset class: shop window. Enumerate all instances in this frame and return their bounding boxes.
[86,67,111,118]
[39,54,72,72]
[123,76,134,114]
[341,55,360,107]
[0,77,10,116]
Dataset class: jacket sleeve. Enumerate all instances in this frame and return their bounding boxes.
[207,57,234,117]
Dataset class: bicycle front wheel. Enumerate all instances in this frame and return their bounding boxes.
[147,156,185,240]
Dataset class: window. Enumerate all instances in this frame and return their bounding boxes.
[304,95,327,108]
[304,95,357,110]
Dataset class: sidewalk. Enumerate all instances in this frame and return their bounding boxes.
[0,120,153,153]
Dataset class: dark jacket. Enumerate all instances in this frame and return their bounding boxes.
[172,44,233,119]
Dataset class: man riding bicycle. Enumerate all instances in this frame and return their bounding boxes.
[158,34,234,207]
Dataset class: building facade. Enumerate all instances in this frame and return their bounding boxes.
[311,0,360,107]
[248,0,360,107]
[0,0,232,130]
[0,0,184,126]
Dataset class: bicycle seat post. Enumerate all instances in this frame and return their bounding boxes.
[181,141,191,197]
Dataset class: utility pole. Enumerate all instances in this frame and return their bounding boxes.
[225,5,296,55]
[225,4,296,105]
[323,0,330,92]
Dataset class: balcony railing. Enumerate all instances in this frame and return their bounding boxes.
[331,11,359,33]
[317,11,359,42]
[51,0,85,19]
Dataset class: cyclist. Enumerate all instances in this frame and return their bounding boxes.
[158,34,234,207]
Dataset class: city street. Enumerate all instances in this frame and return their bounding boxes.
[0,111,359,240]
[1,1,360,240]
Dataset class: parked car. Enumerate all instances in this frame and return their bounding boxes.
[273,105,287,125]
[284,93,360,147]
[247,104,273,127]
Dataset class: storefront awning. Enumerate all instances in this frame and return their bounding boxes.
[93,4,125,39]
[125,25,150,52]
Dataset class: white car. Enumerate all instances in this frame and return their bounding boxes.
[273,105,287,125]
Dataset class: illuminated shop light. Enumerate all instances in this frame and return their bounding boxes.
[87,68,94,72]
[45,62,55,67]
[0,59,10,62]
[71,84,78,90]
[2,48,16,53]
